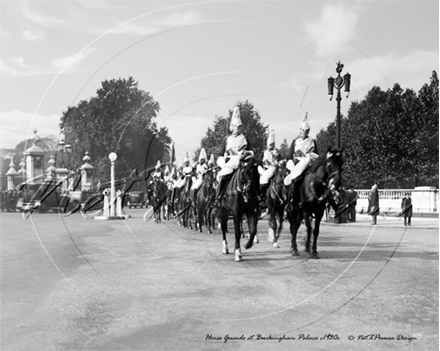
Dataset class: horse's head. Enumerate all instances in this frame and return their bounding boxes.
[240,157,260,203]
[202,168,214,187]
[324,147,343,191]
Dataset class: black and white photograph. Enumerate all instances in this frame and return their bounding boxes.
[0,1,438,350]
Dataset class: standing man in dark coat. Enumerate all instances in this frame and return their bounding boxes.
[401,192,413,226]
[367,183,379,225]
[346,186,358,222]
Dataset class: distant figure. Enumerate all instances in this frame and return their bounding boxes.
[367,184,379,225]
[401,192,412,226]
[347,186,358,222]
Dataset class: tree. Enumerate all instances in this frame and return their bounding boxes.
[315,71,439,189]
[195,100,267,161]
[60,77,171,184]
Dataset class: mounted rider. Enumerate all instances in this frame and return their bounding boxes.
[258,128,281,215]
[175,153,195,189]
[191,148,209,191]
[284,113,319,202]
[163,165,174,189]
[151,161,163,182]
[284,113,340,212]
[213,106,253,207]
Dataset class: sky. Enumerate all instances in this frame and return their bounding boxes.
[0,0,438,164]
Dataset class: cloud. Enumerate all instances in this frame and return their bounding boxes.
[22,1,68,28]
[349,50,439,94]
[0,48,95,77]
[21,29,44,41]
[0,57,40,76]
[157,11,204,27]
[109,11,206,36]
[0,110,61,149]
[51,48,95,72]
[304,3,359,58]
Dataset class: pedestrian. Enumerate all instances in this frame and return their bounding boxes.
[401,192,412,226]
[347,186,358,222]
[367,183,379,225]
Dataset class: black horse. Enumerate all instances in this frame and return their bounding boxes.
[194,169,215,233]
[287,148,343,259]
[177,175,193,228]
[265,161,288,248]
[151,178,168,223]
[217,156,260,262]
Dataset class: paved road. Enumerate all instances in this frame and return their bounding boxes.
[1,209,438,351]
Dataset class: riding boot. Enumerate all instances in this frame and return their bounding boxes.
[212,177,228,208]
[259,183,270,218]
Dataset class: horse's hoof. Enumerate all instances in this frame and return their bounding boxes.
[222,249,229,254]
[244,241,253,250]
[273,242,280,248]
[235,251,243,262]
[291,249,299,256]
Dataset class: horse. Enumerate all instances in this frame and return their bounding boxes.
[286,148,343,259]
[151,178,168,223]
[217,155,260,262]
[177,175,193,229]
[265,161,288,248]
[193,169,216,233]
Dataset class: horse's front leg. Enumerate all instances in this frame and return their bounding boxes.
[288,210,302,256]
[311,206,325,259]
[303,210,313,258]
[233,215,243,261]
[219,210,229,254]
[244,208,258,250]
[273,207,284,248]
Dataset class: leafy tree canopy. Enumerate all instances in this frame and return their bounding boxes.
[316,71,438,188]
[60,77,171,184]
[194,100,267,162]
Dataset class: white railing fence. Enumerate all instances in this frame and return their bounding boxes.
[355,187,438,213]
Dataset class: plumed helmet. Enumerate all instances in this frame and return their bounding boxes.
[208,154,215,166]
[199,148,207,162]
[300,112,310,130]
[230,106,242,131]
[183,153,190,163]
[267,128,275,146]
[155,160,161,170]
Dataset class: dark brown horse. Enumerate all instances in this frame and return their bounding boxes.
[194,169,215,233]
[151,178,167,223]
[217,156,260,262]
[265,161,288,248]
[177,175,193,229]
[287,148,343,259]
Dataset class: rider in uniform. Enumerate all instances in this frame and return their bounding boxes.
[213,106,253,207]
[151,161,163,181]
[258,128,280,216]
[191,148,208,191]
[284,113,340,212]
[284,113,319,191]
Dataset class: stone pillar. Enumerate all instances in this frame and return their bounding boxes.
[24,129,46,183]
[6,159,18,191]
[80,152,94,191]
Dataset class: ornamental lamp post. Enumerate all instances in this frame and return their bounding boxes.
[109,152,117,217]
[327,61,351,150]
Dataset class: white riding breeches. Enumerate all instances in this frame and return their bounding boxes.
[191,176,203,190]
[217,155,240,177]
[260,166,276,185]
[284,157,311,186]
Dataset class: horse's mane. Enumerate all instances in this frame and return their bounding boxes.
[310,153,328,173]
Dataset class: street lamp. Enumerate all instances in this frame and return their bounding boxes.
[109,152,117,217]
[327,61,351,149]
